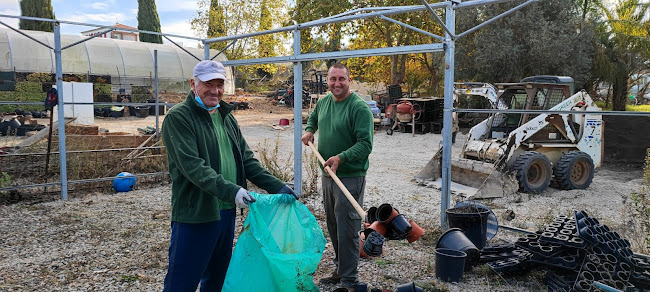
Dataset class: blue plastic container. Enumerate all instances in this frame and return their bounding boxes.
[113,172,136,192]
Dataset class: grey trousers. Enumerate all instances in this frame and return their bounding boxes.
[322,175,365,288]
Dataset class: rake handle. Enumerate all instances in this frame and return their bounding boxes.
[308,141,366,219]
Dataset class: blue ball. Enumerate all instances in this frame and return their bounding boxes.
[113,172,136,192]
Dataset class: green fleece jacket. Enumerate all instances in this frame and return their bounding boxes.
[305,92,374,177]
[162,92,285,223]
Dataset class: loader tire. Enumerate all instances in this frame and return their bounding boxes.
[511,151,552,193]
[553,151,594,190]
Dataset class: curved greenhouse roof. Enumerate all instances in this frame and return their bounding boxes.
[0,28,234,94]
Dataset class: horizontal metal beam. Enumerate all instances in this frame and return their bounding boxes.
[0,14,204,41]
[0,101,176,107]
[0,172,169,192]
[455,108,650,116]
[221,43,444,66]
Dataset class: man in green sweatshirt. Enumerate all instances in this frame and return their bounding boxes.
[162,60,295,292]
[301,63,374,291]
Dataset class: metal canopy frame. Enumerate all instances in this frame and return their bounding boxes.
[0,0,531,225]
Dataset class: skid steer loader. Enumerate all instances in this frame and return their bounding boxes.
[416,79,603,197]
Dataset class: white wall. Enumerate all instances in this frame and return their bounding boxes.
[53,82,94,125]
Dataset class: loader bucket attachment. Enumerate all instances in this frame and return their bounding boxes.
[415,148,519,198]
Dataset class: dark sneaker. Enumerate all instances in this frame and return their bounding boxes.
[318,272,341,285]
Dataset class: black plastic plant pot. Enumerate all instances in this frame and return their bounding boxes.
[436,228,480,269]
[435,248,466,283]
[362,230,385,257]
[377,203,398,224]
[367,206,378,224]
[388,214,412,239]
[396,282,424,292]
[445,207,490,249]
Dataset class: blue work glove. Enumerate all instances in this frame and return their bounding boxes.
[277,185,299,200]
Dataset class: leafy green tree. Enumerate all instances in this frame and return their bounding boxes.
[19,0,55,32]
[289,0,352,61]
[455,0,595,90]
[137,0,163,44]
[591,0,649,110]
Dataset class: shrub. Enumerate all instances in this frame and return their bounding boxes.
[630,149,650,253]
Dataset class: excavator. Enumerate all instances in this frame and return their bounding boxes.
[416,77,604,198]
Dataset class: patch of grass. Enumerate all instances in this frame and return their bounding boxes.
[416,281,449,292]
[374,259,395,266]
[120,274,139,283]
[257,135,293,183]
[627,148,650,253]
[417,225,443,246]
[302,148,320,198]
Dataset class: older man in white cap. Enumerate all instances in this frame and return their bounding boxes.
[161,60,297,291]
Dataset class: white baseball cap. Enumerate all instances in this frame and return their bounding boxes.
[193,60,227,82]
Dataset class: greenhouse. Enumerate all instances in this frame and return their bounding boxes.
[0,27,235,95]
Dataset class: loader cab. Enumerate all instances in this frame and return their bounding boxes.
[489,82,572,139]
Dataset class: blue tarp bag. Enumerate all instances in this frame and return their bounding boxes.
[222,192,326,292]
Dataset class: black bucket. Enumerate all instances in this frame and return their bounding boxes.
[435,248,467,283]
[446,206,490,249]
[436,228,480,269]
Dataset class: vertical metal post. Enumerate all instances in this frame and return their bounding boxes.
[440,2,455,227]
[204,43,210,60]
[154,50,159,141]
[293,27,303,197]
[54,22,68,200]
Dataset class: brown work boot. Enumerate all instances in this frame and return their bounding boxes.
[318,272,341,285]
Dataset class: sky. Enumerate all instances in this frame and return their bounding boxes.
[0,0,202,48]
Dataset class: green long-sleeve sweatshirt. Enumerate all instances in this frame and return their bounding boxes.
[162,92,285,223]
[305,92,374,177]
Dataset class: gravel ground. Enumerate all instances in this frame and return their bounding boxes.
[0,97,646,291]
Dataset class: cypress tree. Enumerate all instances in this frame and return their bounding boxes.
[207,0,227,51]
[137,0,163,44]
[19,0,56,32]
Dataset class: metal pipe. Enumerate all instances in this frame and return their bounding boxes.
[222,43,444,66]
[419,0,454,38]
[61,28,114,50]
[293,26,303,198]
[0,20,53,49]
[54,22,68,200]
[163,35,201,61]
[154,50,160,141]
[211,40,237,60]
[440,2,455,227]
[0,101,176,106]
[499,224,536,234]
[2,146,166,157]
[455,109,650,116]
[0,172,170,192]
[379,15,445,42]
[204,43,210,60]
[0,14,204,41]
[592,281,623,292]
[456,0,538,39]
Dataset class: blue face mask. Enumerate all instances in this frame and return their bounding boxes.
[195,95,220,111]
